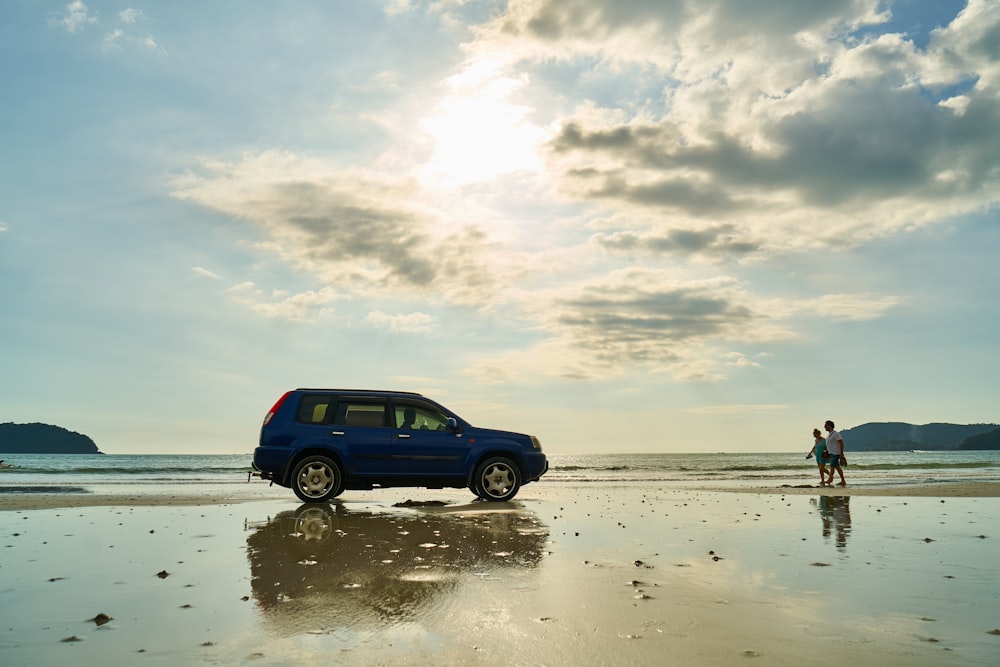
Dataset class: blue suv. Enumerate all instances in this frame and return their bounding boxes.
[252,389,548,502]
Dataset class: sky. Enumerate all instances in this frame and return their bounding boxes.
[1,0,998,455]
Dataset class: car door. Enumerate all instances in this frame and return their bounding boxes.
[390,399,467,477]
[330,398,392,477]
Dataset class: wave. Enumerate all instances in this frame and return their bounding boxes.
[1,465,249,476]
[2,452,997,488]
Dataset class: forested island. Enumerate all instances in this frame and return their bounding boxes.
[0,423,102,454]
[841,422,1000,451]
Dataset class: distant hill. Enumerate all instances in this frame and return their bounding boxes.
[0,422,101,454]
[840,422,999,451]
[958,427,1000,450]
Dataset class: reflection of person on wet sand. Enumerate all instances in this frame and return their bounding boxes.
[814,495,852,548]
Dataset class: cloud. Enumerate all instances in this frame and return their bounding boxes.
[54,2,165,55]
[466,266,902,382]
[485,1,1000,257]
[102,28,167,55]
[53,0,97,33]
[226,282,341,322]
[172,151,504,306]
[102,28,123,50]
[540,268,797,362]
[120,8,143,24]
[467,267,802,382]
[593,224,760,261]
[782,293,903,322]
[724,351,760,368]
[170,3,939,383]
[192,267,222,280]
[384,0,414,17]
[365,311,435,334]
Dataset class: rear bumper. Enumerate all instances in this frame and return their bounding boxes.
[252,446,292,484]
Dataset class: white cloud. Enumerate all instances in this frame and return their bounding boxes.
[53,0,97,33]
[492,0,1000,258]
[170,2,968,384]
[725,352,760,368]
[102,28,123,50]
[365,311,435,333]
[192,267,222,280]
[774,293,903,322]
[226,282,341,322]
[120,8,143,24]
[171,150,508,306]
[384,0,413,16]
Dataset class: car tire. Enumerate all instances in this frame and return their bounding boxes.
[292,455,344,503]
[473,456,521,502]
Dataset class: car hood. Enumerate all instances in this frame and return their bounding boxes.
[466,426,532,441]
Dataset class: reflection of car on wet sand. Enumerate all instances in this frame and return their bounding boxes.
[245,502,549,632]
[250,389,548,503]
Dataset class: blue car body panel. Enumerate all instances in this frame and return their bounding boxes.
[252,389,547,502]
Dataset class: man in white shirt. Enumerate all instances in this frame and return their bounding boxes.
[824,420,847,486]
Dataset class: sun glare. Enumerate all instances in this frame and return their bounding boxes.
[420,63,546,187]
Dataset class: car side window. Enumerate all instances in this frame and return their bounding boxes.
[296,394,334,424]
[335,401,387,428]
[394,402,450,431]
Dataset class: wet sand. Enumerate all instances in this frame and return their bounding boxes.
[1,483,998,665]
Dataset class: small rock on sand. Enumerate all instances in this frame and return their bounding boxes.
[88,613,113,626]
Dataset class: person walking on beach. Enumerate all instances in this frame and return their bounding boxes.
[811,428,831,486]
[823,420,847,486]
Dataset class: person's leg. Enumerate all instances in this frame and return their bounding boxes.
[825,455,838,485]
[835,463,846,485]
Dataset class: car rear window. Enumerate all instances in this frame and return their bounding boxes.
[296,394,334,424]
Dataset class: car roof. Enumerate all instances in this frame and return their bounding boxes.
[294,388,424,397]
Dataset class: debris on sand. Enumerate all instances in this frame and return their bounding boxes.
[88,613,113,626]
[393,499,449,507]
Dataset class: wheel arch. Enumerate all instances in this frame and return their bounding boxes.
[466,447,526,487]
[282,447,346,486]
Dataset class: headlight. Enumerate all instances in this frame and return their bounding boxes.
[530,435,542,450]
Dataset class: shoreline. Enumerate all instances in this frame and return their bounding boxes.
[2,479,1000,511]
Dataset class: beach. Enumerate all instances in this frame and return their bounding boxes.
[2,480,998,666]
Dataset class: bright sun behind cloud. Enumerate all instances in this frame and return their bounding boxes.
[420,60,547,187]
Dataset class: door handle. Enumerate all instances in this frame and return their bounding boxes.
[331,431,345,436]
[396,433,411,439]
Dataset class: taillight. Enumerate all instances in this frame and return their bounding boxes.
[263,391,292,426]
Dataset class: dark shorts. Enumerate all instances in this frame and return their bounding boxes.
[828,454,841,467]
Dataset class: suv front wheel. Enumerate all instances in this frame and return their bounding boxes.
[473,456,521,502]
[292,455,344,503]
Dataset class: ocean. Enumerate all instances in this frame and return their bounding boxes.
[1,450,998,495]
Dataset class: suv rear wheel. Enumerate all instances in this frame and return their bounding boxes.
[292,455,344,503]
[473,456,521,502]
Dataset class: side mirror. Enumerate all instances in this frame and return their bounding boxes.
[447,417,460,433]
